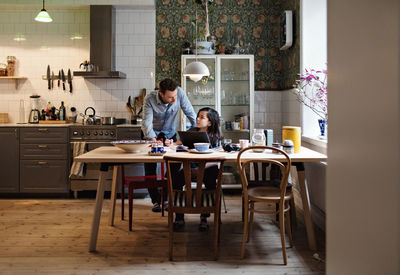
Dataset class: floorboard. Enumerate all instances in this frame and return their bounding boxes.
[0,195,325,274]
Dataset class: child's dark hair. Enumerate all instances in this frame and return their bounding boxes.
[198,107,223,147]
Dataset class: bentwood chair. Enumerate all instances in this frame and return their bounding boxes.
[164,154,225,261]
[237,146,293,265]
[120,163,167,231]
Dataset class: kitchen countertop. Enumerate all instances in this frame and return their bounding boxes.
[0,123,142,127]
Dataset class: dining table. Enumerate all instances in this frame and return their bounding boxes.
[74,146,327,252]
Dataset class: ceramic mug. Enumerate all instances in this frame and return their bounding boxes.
[239,139,249,148]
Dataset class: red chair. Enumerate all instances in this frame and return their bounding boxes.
[120,163,167,231]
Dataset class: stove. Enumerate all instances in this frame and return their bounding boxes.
[70,125,117,141]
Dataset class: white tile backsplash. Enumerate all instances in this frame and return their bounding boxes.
[0,7,155,123]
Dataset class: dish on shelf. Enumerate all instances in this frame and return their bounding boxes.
[188,149,214,154]
[111,140,151,153]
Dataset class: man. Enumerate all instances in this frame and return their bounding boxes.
[142,78,196,212]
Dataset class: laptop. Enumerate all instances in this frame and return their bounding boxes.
[177,131,210,149]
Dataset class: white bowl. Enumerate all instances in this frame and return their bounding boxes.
[111,140,151,153]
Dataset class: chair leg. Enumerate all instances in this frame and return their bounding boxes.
[121,166,125,221]
[213,207,220,260]
[128,183,133,231]
[161,187,165,217]
[285,210,294,247]
[168,209,174,261]
[241,199,249,259]
[247,201,255,243]
[289,196,297,229]
[221,190,227,213]
[279,210,287,265]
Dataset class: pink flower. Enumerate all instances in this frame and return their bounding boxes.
[293,67,328,122]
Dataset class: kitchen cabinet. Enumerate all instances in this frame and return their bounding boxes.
[181,55,254,143]
[19,127,69,193]
[0,128,19,192]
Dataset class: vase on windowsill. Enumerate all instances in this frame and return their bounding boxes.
[318,119,327,140]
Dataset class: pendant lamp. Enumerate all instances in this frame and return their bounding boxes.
[35,0,53,23]
[182,10,209,82]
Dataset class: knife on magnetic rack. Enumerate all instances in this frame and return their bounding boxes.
[47,65,51,90]
[61,69,66,90]
[58,70,61,87]
[51,71,54,89]
[67,69,72,93]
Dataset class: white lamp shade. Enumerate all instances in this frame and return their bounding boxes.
[183,61,210,82]
[35,9,53,22]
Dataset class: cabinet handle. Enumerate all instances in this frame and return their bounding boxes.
[14,128,18,139]
[38,161,48,165]
[38,128,48,132]
[38,145,48,148]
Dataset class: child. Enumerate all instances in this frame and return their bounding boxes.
[172,107,223,231]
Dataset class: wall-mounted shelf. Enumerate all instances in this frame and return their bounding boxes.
[0,76,27,89]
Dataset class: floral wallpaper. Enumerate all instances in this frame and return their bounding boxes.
[156,0,299,91]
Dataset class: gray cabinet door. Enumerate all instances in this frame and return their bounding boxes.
[0,128,19,192]
[20,127,68,144]
[20,144,68,160]
[20,160,68,193]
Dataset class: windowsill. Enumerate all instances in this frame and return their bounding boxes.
[302,135,327,154]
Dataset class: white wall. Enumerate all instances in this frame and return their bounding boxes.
[0,6,155,123]
[327,0,400,274]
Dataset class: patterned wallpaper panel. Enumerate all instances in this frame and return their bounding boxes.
[156,0,299,91]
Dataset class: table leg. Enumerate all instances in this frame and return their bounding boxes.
[295,162,317,251]
[109,165,119,226]
[89,164,109,252]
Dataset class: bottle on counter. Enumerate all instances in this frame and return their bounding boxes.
[59,101,65,121]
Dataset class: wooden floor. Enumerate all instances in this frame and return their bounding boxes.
[0,194,325,274]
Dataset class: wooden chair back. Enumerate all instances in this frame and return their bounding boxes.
[237,146,291,202]
[164,155,225,214]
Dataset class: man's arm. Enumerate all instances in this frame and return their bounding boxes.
[141,96,156,139]
[179,87,197,127]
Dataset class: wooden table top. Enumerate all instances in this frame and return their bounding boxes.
[75,146,327,163]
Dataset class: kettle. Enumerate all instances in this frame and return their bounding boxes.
[28,109,40,124]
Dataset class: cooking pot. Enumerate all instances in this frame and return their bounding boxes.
[101,116,115,125]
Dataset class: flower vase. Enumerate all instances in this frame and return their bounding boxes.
[318,119,327,139]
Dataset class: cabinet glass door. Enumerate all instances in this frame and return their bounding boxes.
[219,58,251,142]
[182,57,216,129]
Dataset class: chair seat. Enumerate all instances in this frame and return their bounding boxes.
[248,186,293,202]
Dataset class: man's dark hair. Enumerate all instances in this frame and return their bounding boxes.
[159,78,178,94]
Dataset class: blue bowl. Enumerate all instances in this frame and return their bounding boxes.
[194,142,210,152]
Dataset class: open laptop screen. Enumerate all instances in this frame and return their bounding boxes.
[177,131,210,149]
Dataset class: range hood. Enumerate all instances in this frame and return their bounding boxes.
[73,5,126,79]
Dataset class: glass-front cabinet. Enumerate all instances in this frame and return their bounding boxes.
[181,55,254,143]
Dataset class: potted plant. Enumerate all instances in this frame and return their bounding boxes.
[193,0,215,54]
[292,67,328,137]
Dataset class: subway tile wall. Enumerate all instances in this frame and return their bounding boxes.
[0,7,155,123]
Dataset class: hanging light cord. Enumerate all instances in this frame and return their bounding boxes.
[42,0,45,10]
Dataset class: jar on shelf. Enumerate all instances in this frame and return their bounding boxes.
[6,56,16,76]
[0,63,6,76]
